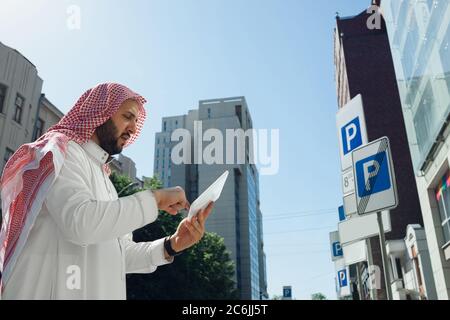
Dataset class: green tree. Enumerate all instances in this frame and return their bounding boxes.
[109,172,142,197]
[143,175,162,190]
[110,173,238,300]
[311,292,327,300]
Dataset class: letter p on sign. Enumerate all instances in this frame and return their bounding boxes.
[341,117,362,155]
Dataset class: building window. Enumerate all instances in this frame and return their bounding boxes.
[175,120,178,126]
[32,118,45,141]
[0,84,7,114]
[13,94,24,124]
[207,108,211,119]
[439,22,450,95]
[413,81,436,155]
[435,172,450,245]
[235,105,242,127]
[4,148,14,167]
[163,121,167,132]
[402,15,419,81]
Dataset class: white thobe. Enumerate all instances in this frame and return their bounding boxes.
[3,140,172,300]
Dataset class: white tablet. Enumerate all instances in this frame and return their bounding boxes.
[187,170,229,220]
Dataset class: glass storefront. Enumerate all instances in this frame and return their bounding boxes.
[382,0,450,171]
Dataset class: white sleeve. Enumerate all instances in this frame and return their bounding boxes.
[121,233,173,274]
[45,143,159,246]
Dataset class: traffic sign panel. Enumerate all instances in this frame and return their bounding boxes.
[329,231,343,261]
[343,193,357,217]
[352,137,398,215]
[338,210,391,244]
[342,168,355,195]
[338,268,348,287]
[336,94,368,171]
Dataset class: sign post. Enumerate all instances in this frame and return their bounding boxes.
[352,136,398,300]
[377,210,392,300]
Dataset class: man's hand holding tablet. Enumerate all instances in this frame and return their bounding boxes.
[187,170,229,221]
[162,170,229,258]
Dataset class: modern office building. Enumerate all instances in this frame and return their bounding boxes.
[334,2,428,299]
[382,0,450,299]
[110,153,138,182]
[154,97,268,299]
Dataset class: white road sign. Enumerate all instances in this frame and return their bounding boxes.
[343,193,357,217]
[338,210,391,245]
[342,240,367,265]
[336,94,368,171]
[342,168,355,195]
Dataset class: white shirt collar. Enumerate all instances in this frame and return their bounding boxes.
[81,140,111,165]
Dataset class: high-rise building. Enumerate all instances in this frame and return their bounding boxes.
[154,97,268,299]
[110,153,138,181]
[382,0,450,299]
[334,3,426,299]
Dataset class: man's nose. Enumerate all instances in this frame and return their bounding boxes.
[127,120,137,135]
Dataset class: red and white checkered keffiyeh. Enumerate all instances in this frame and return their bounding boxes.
[0,83,147,291]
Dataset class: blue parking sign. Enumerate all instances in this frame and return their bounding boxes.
[355,151,391,197]
[338,269,348,287]
[283,287,292,298]
[336,94,368,171]
[338,206,346,221]
[352,137,398,215]
[332,242,343,257]
[341,117,362,155]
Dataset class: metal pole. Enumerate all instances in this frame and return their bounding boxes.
[377,211,392,300]
[356,262,364,300]
[365,238,377,300]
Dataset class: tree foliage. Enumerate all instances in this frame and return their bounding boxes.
[311,292,327,300]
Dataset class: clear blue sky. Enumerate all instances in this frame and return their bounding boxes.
[1,0,372,299]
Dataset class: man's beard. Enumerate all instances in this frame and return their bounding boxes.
[95,119,124,156]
